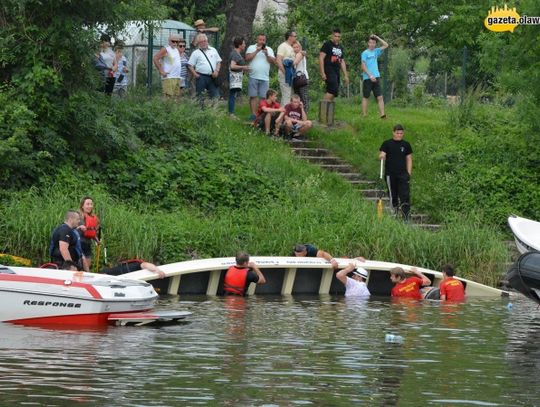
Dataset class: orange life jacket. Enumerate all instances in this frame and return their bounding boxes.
[83,213,99,239]
[223,266,249,296]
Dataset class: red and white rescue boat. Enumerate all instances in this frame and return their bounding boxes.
[0,265,158,326]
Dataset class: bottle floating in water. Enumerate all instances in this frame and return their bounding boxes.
[385,334,404,344]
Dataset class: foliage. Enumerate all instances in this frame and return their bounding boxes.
[388,48,411,99]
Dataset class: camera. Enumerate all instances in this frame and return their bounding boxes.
[261,43,266,49]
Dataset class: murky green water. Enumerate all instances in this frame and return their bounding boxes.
[0,295,538,406]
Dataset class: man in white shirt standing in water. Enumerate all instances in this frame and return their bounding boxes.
[153,34,183,99]
[336,262,371,297]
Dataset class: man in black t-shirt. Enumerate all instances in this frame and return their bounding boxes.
[379,124,413,220]
[319,28,349,101]
[293,244,338,269]
[50,210,82,269]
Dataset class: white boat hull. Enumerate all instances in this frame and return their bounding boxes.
[508,215,540,254]
[0,266,158,325]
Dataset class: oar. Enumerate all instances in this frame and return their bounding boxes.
[377,159,384,220]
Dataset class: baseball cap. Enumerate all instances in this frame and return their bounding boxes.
[352,267,368,279]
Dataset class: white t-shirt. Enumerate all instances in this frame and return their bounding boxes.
[277,42,295,60]
[345,277,370,298]
[162,45,182,79]
[188,47,222,75]
[246,44,275,81]
[295,55,309,80]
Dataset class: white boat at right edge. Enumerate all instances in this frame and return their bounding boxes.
[508,215,540,254]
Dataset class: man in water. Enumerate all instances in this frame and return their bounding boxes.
[390,266,431,299]
[439,264,465,301]
[293,243,338,269]
[223,252,266,296]
[336,263,371,297]
[101,259,166,279]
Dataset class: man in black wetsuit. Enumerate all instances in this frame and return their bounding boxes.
[50,210,82,269]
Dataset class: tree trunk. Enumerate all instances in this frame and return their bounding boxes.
[218,0,259,94]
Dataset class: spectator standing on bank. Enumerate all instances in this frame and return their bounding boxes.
[113,44,129,97]
[153,34,183,99]
[96,34,117,95]
[319,28,349,102]
[245,33,276,121]
[178,38,189,95]
[229,37,250,117]
[276,31,298,105]
[361,34,389,118]
[379,124,413,221]
[292,41,310,113]
[188,34,222,108]
[191,19,220,48]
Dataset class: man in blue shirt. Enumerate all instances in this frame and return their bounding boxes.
[361,35,389,118]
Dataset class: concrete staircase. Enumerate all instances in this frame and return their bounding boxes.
[290,139,441,231]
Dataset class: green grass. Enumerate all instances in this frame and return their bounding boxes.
[0,96,510,285]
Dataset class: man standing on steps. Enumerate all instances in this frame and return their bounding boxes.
[319,28,349,102]
[379,124,413,221]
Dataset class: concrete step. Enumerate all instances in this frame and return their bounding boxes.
[409,213,429,223]
[320,164,354,172]
[411,223,442,231]
[298,155,343,165]
[289,139,314,148]
[365,196,390,202]
[340,172,366,181]
[292,147,331,157]
[359,189,384,198]
[347,179,377,186]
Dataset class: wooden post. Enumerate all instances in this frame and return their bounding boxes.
[319,101,335,126]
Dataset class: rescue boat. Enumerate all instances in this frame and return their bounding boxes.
[0,265,158,326]
[508,215,540,254]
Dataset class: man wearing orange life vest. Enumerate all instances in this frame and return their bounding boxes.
[78,196,100,272]
[223,252,266,296]
[439,264,465,301]
[390,266,431,300]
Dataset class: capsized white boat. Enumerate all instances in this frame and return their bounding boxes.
[0,265,158,326]
[121,256,509,298]
[508,215,540,254]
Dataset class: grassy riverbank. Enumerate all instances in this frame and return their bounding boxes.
[0,95,510,285]
[308,97,539,228]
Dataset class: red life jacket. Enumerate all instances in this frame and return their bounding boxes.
[83,213,99,239]
[223,266,249,296]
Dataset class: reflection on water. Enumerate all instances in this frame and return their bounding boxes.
[0,295,539,406]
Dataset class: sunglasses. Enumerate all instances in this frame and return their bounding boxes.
[178,44,186,48]
[171,40,182,44]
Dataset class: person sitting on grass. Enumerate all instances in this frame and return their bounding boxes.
[254,89,285,135]
[276,94,312,139]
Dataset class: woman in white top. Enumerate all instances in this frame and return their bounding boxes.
[292,41,310,113]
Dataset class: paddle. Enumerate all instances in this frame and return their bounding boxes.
[377,159,384,220]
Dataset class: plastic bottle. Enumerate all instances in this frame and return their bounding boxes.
[385,334,404,344]
[507,302,513,310]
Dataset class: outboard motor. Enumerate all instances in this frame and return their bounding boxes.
[505,252,540,305]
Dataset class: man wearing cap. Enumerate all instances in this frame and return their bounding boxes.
[293,243,338,269]
[336,262,371,297]
[153,34,183,99]
[191,19,219,48]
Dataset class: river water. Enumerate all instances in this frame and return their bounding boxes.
[0,295,539,406]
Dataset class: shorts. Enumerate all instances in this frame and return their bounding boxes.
[80,238,93,257]
[248,77,269,98]
[255,112,280,132]
[162,78,181,96]
[325,70,340,97]
[363,78,382,98]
